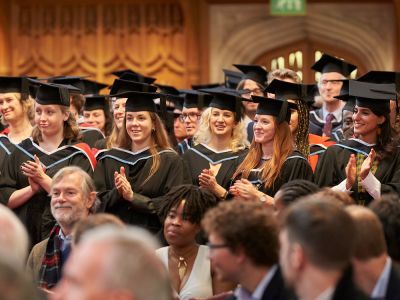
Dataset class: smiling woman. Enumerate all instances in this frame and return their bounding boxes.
[231,97,313,205]
[94,91,188,234]
[0,82,96,247]
[0,77,35,173]
[315,80,400,205]
[183,90,249,200]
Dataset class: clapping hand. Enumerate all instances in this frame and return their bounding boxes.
[114,166,134,201]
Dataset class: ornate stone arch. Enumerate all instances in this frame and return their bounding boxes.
[210,3,394,82]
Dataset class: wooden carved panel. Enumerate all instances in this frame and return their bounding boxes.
[10,1,190,88]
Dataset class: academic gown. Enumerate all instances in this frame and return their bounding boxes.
[94,147,188,233]
[0,138,95,246]
[309,109,342,142]
[386,261,400,300]
[79,126,105,148]
[314,138,400,205]
[182,144,248,190]
[308,134,336,172]
[237,150,314,197]
[177,138,193,155]
[0,134,17,175]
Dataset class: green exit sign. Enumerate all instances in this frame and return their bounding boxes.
[270,0,306,16]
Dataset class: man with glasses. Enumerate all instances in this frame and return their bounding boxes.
[202,201,291,300]
[177,90,212,155]
[309,54,357,141]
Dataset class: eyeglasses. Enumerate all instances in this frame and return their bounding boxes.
[206,242,229,250]
[179,112,201,122]
[242,88,264,97]
[320,80,343,86]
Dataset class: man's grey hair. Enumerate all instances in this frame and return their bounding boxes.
[0,204,29,270]
[80,226,171,300]
[51,166,100,213]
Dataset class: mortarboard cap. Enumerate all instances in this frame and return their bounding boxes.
[335,80,395,116]
[112,69,156,84]
[84,95,110,112]
[233,64,268,86]
[223,69,244,89]
[191,83,221,90]
[181,90,213,110]
[33,82,70,106]
[109,79,157,95]
[265,79,317,105]
[197,87,244,122]
[311,54,357,77]
[48,76,108,95]
[0,77,31,100]
[357,71,400,93]
[251,96,291,124]
[112,91,160,113]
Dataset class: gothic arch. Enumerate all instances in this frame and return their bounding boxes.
[210,3,394,82]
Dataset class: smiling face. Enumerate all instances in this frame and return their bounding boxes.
[241,79,262,115]
[182,107,201,137]
[34,103,69,138]
[0,93,25,123]
[113,98,127,130]
[318,72,345,103]
[209,107,236,138]
[163,200,200,248]
[253,114,276,145]
[50,173,92,233]
[352,106,385,140]
[125,111,153,150]
[83,109,106,133]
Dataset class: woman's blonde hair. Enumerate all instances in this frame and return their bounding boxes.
[193,107,248,151]
[117,111,175,185]
[32,105,80,143]
[1,93,35,126]
[233,118,294,190]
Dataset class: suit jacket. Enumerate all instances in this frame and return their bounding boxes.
[386,262,400,300]
[332,268,370,300]
[309,109,343,142]
[26,238,49,283]
[228,267,293,300]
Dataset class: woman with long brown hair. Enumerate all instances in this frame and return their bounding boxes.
[230,97,313,205]
[0,82,96,246]
[315,80,400,206]
[94,91,187,233]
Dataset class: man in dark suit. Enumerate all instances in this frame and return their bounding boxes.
[279,195,369,300]
[309,53,357,141]
[347,205,400,300]
[202,201,292,300]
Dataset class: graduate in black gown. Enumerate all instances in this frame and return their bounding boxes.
[315,80,400,206]
[95,79,158,150]
[177,90,212,155]
[81,95,113,140]
[230,97,313,204]
[0,82,95,246]
[182,89,249,199]
[0,77,34,173]
[94,91,188,233]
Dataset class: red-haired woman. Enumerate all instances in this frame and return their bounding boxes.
[230,97,313,205]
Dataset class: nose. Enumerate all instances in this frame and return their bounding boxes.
[172,216,182,226]
[352,111,359,121]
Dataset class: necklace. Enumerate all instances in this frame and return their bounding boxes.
[169,245,198,281]
[178,257,187,280]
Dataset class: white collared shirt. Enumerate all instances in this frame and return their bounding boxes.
[315,286,335,300]
[371,257,392,299]
[234,265,278,300]
[322,105,343,123]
